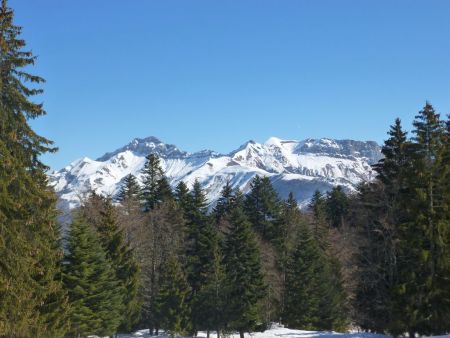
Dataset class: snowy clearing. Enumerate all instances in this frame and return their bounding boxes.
[112,325,449,338]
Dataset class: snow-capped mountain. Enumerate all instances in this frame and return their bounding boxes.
[50,136,382,212]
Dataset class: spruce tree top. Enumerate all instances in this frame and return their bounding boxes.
[0,0,56,171]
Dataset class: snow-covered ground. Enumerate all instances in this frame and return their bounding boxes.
[112,324,449,338]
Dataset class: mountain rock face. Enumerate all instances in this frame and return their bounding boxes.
[50,136,382,212]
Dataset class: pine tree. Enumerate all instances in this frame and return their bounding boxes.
[141,154,164,211]
[184,180,217,333]
[193,243,228,338]
[223,200,266,338]
[0,1,67,336]
[157,175,175,204]
[93,196,141,333]
[117,174,141,210]
[308,190,329,250]
[174,181,190,214]
[244,175,280,240]
[275,192,302,315]
[406,103,449,334]
[283,222,322,329]
[213,180,234,224]
[325,186,349,228]
[63,218,123,337]
[154,256,191,338]
[353,119,410,335]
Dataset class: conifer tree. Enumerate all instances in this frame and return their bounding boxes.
[157,176,175,204]
[63,218,123,337]
[405,103,449,334]
[174,181,190,214]
[223,200,266,338]
[325,186,349,228]
[93,197,141,332]
[184,180,217,333]
[0,1,67,336]
[117,174,141,210]
[275,192,302,315]
[245,176,280,239]
[283,213,348,331]
[213,180,234,224]
[193,243,228,338]
[154,256,191,337]
[142,154,164,211]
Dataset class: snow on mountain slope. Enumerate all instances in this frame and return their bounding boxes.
[49,136,382,212]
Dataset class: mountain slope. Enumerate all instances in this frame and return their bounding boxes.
[50,136,381,212]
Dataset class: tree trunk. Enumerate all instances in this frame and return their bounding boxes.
[239,331,245,338]
[409,331,415,338]
[217,328,220,338]
[207,330,210,338]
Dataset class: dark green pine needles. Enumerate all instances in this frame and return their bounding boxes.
[63,219,123,337]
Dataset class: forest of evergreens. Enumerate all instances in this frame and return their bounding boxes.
[0,1,449,338]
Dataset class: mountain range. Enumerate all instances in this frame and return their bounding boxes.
[50,136,382,212]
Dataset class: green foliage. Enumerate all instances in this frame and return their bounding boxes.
[223,199,266,334]
[141,154,174,212]
[283,221,347,330]
[244,175,281,239]
[92,196,141,332]
[325,186,349,228]
[213,180,234,224]
[0,1,67,336]
[63,218,123,337]
[154,256,191,337]
[354,104,450,336]
[117,174,142,206]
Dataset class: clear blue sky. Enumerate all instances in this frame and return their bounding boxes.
[10,0,450,170]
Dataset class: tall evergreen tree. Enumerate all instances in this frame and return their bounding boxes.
[405,103,449,334]
[193,243,228,338]
[63,218,123,337]
[213,180,234,224]
[174,181,190,214]
[244,175,280,239]
[0,1,67,336]
[93,196,141,333]
[184,180,217,334]
[283,220,347,330]
[223,200,266,338]
[141,154,164,211]
[275,192,302,315]
[325,186,349,228]
[154,256,191,338]
[117,174,141,209]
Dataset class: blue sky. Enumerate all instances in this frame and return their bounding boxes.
[11,0,450,170]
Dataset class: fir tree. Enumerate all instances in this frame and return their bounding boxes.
[275,192,302,315]
[193,243,228,338]
[325,186,349,228]
[0,1,67,336]
[184,180,217,333]
[141,154,164,211]
[223,200,266,338]
[174,181,191,215]
[244,175,280,239]
[406,103,449,334]
[63,218,123,337]
[117,174,141,210]
[213,180,234,224]
[93,197,141,333]
[154,256,191,338]
[157,176,175,204]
